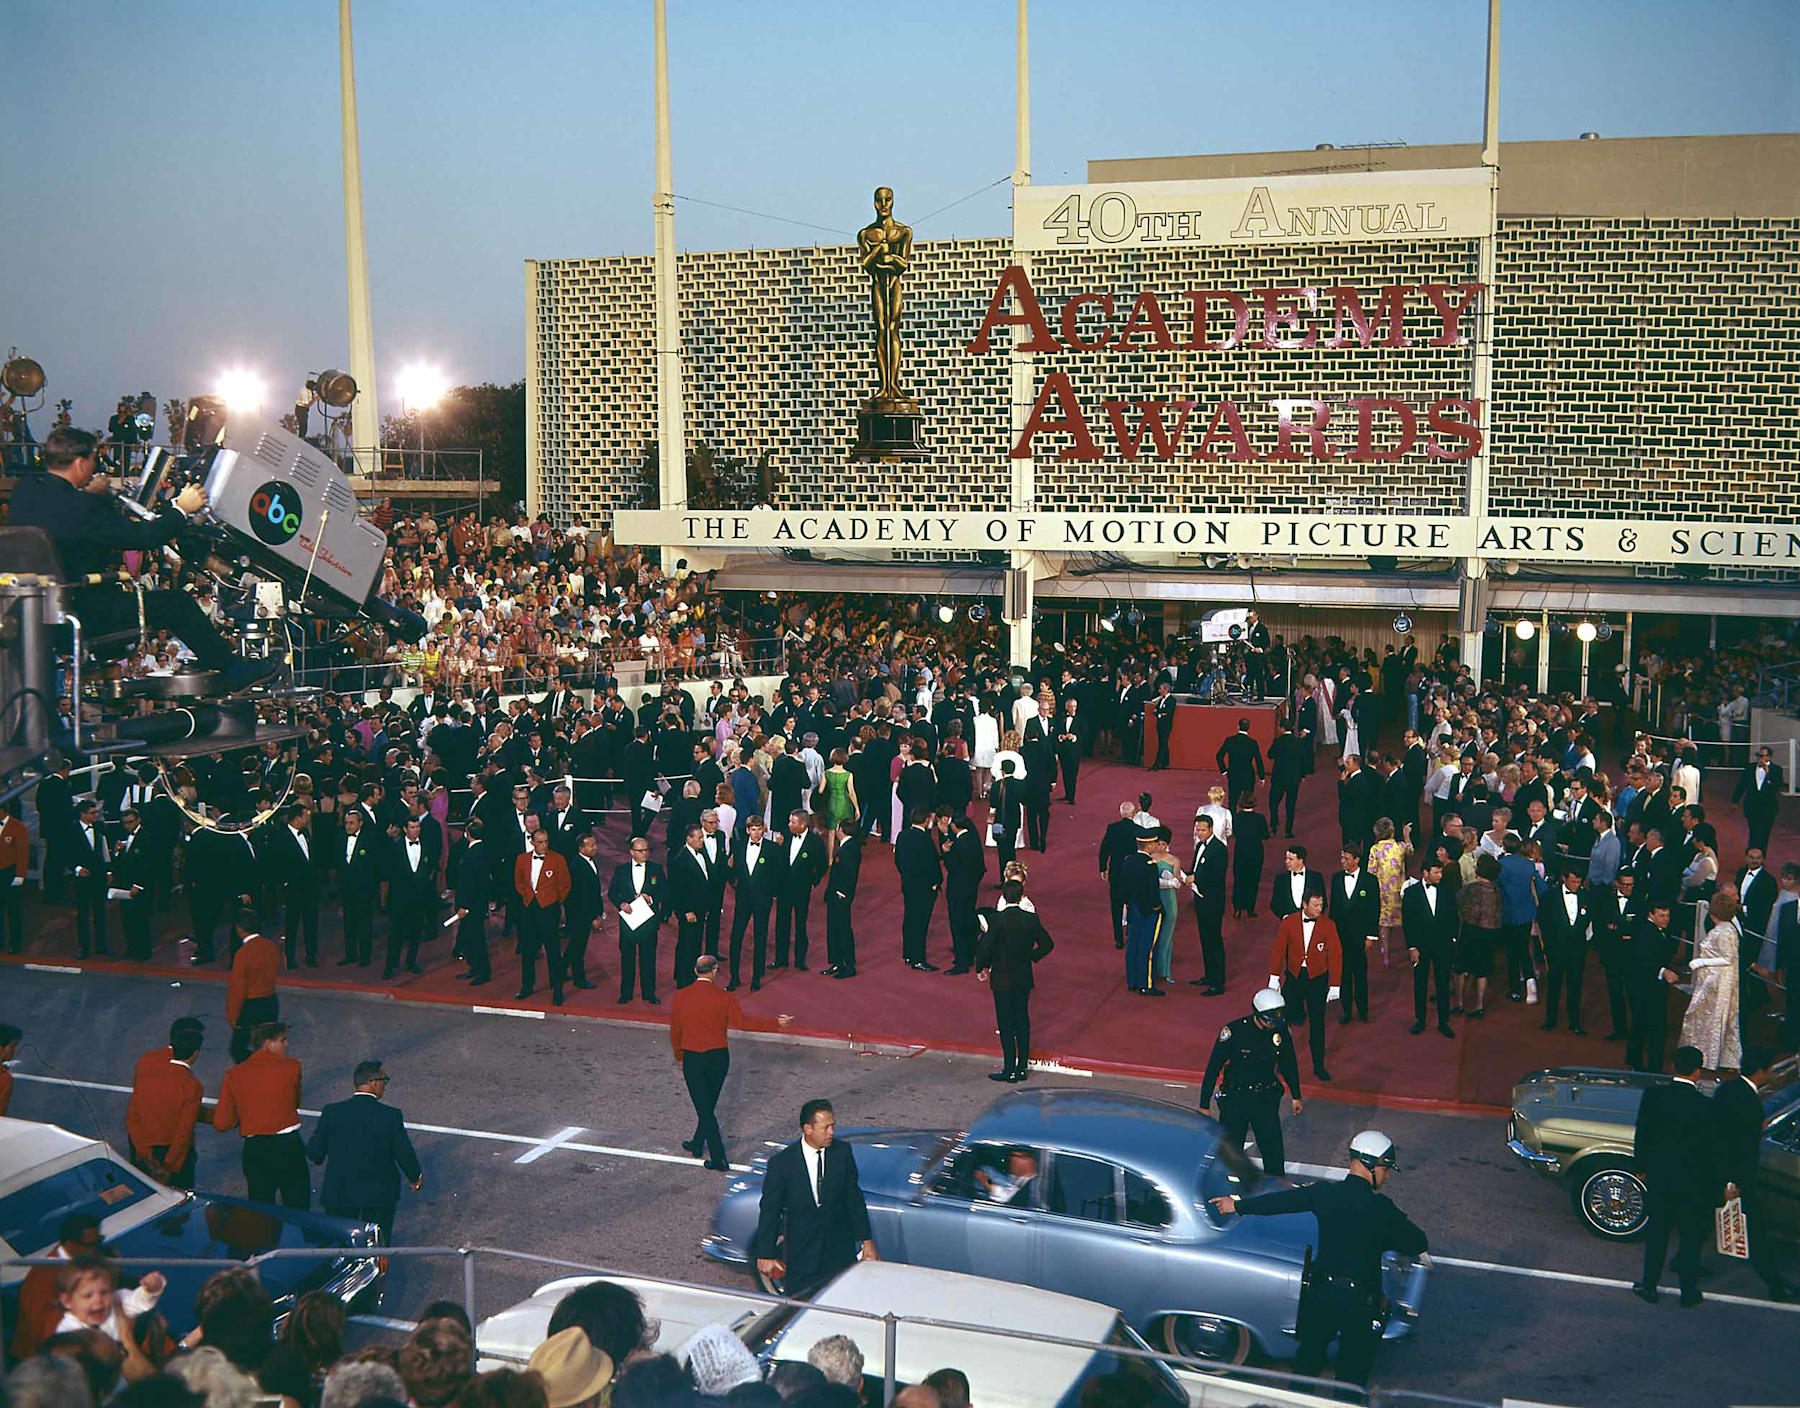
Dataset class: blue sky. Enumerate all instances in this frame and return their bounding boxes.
[2,0,1794,431]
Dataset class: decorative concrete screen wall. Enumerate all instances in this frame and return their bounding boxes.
[527,217,1798,530]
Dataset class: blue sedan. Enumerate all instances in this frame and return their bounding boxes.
[703,1088,1427,1366]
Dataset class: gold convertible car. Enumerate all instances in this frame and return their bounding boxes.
[1507,1059,1800,1240]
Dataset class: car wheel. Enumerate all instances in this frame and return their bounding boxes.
[1160,1314,1252,1367]
[1572,1161,1649,1240]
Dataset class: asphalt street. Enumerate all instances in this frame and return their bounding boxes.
[3,969,1793,1408]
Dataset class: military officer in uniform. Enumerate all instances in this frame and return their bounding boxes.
[1198,987,1303,1176]
[1211,1131,1426,1391]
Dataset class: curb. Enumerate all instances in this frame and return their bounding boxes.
[0,952,1507,1115]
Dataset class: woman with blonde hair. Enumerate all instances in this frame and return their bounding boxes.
[1679,891,1742,1073]
[1367,816,1413,964]
[1196,786,1232,843]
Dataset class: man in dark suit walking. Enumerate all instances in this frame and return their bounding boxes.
[1188,815,1229,994]
[728,815,781,991]
[1632,1046,1719,1307]
[1053,699,1085,804]
[610,835,664,1004]
[669,823,713,989]
[1402,861,1457,1038]
[974,872,1055,1081]
[305,1060,422,1244]
[563,833,606,990]
[1099,801,1141,950]
[1215,720,1266,805]
[942,812,985,975]
[448,819,492,984]
[385,817,437,979]
[1337,755,1378,851]
[1538,866,1593,1034]
[336,809,386,968]
[772,811,825,971]
[111,808,158,961]
[894,808,943,971]
[1327,844,1380,1023]
[1268,722,1304,838]
[1730,747,1784,854]
[68,798,112,957]
[753,1098,879,1292]
[1712,1047,1794,1301]
[823,821,862,978]
[271,805,321,969]
[1148,681,1176,770]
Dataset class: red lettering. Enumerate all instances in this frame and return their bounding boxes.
[1059,292,1115,352]
[1012,373,1100,460]
[1421,283,1485,346]
[1321,285,1413,348]
[1183,290,1250,351]
[1111,290,1175,353]
[1268,400,1336,461]
[965,265,1062,354]
[1259,287,1318,349]
[1189,400,1261,462]
[1104,399,1197,461]
[1425,398,1482,460]
[1345,398,1418,462]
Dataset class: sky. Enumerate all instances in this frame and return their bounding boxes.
[2,0,1795,433]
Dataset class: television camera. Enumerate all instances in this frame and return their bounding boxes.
[1,407,425,810]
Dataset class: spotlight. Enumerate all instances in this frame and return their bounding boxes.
[1575,621,1598,643]
[1483,618,1502,637]
[1514,619,1536,641]
[1,351,46,399]
[1099,606,1119,633]
[183,395,228,451]
[1551,621,1570,639]
[967,603,989,623]
[217,368,265,413]
[935,603,955,625]
[397,364,448,411]
[1392,613,1413,634]
[1596,622,1614,642]
[1125,606,1143,627]
[308,369,359,408]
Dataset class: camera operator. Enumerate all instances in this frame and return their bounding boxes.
[10,426,278,693]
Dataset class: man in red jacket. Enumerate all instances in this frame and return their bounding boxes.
[669,954,792,1170]
[515,828,571,1004]
[126,1017,206,1188]
[213,1021,309,1208]
[1268,891,1343,1082]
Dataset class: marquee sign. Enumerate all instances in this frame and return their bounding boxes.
[1013,168,1493,253]
[621,510,1800,569]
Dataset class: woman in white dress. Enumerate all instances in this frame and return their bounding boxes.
[1679,892,1742,1072]
[1337,685,1361,759]
[1314,675,1339,747]
[972,699,1001,798]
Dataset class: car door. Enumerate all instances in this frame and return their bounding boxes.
[901,1142,1042,1285]
[1759,1097,1800,1238]
[1034,1152,1156,1319]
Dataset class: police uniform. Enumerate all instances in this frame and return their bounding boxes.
[1234,1175,1427,1387]
[1199,1014,1301,1176]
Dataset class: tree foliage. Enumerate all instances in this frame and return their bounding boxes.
[381,381,526,506]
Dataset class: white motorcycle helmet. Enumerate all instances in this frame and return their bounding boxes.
[1252,987,1286,1017]
[1349,1129,1398,1170]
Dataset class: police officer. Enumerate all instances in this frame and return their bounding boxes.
[1210,1131,1427,1390]
[1199,987,1302,1176]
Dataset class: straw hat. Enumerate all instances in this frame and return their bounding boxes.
[527,1327,615,1408]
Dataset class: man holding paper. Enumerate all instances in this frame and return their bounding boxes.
[1713,1046,1794,1301]
[609,835,665,1004]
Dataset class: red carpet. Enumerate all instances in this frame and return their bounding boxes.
[9,749,1790,1113]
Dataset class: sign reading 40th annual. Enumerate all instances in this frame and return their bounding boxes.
[1014,168,1493,252]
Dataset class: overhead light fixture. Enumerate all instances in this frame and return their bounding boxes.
[1125,606,1143,627]
[935,602,955,625]
[1483,617,1502,637]
[1099,605,1120,633]
[1514,619,1537,641]
[1575,621,1598,643]
[1595,622,1614,642]
[1550,621,1570,639]
[967,603,989,623]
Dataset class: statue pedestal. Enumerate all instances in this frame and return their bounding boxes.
[851,396,927,462]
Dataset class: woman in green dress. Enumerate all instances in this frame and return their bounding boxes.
[819,748,859,863]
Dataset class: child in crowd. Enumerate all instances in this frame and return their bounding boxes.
[54,1255,166,1343]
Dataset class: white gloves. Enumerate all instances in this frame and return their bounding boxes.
[1328,986,1342,1002]
[1267,975,1281,990]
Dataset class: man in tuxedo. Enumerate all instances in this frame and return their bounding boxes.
[1215,720,1266,806]
[336,808,386,968]
[941,811,985,975]
[1268,721,1305,838]
[696,810,731,956]
[1626,903,1682,1072]
[728,815,781,991]
[1632,1046,1719,1307]
[894,808,943,971]
[542,785,589,863]
[1116,673,1144,766]
[1589,870,1636,1041]
[669,823,713,989]
[448,818,492,984]
[68,799,112,957]
[1269,844,1325,919]
[492,785,535,937]
[1244,611,1271,695]
[562,833,606,990]
[1402,860,1457,1038]
[185,815,256,965]
[269,805,321,969]
[1731,746,1784,853]
[1098,801,1141,950]
[1522,798,1559,862]
[1713,1047,1794,1301]
[111,808,158,961]
[1336,755,1378,851]
[773,811,825,971]
[1020,722,1056,851]
[609,835,664,1004]
[1400,729,1429,817]
[768,740,810,831]
[1327,845,1380,1024]
[820,821,863,979]
[305,1060,422,1245]
[385,816,437,979]
[514,827,570,1003]
[1188,815,1229,994]
[1538,866,1593,1033]
[622,726,656,837]
[1148,681,1176,770]
[33,756,76,903]
[753,1098,879,1293]
[1269,891,1342,1081]
[1053,699,1085,804]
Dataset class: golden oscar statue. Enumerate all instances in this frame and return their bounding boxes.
[852,186,927,460]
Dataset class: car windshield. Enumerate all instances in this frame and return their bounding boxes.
[1759,1062,1798,1124]
[1073,1317,1186,1407]
[0,1158,158,1254]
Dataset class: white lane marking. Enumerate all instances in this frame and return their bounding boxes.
[513,1126,586,1165]
[24,963,82,975]
[1026,1059,1093,1078]
[472,1006,545,1020]
[1241,1137,1345,1182]
[12,1073,750,1172]
[1433,1254,1800,1314]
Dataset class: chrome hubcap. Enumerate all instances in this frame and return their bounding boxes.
[1175,1315,1242,1361]
[1585,1171,1646,1235]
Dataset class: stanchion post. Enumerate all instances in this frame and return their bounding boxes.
[883,1312,898,1405]
[462,1247,478,1329]
[1790,738,1798,797]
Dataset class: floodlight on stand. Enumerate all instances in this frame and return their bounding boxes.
[1575,621,1598,643]
[1514,619,1537,641]
[217,368,266,414]
[397,364,448,411]
[308,369,358,408]
[967,603,989,623]
[1,349,46,401]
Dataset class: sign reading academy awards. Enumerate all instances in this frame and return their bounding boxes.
[617,510,1800,569]
[1013,168,1493,252]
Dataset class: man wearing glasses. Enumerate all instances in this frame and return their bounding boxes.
[1731,746,1785,854]
[305,1060,422,1244]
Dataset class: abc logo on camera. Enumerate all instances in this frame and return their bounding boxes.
[248,480,302,545]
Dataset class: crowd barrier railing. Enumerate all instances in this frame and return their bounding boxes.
[1,1246,1487,1408]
